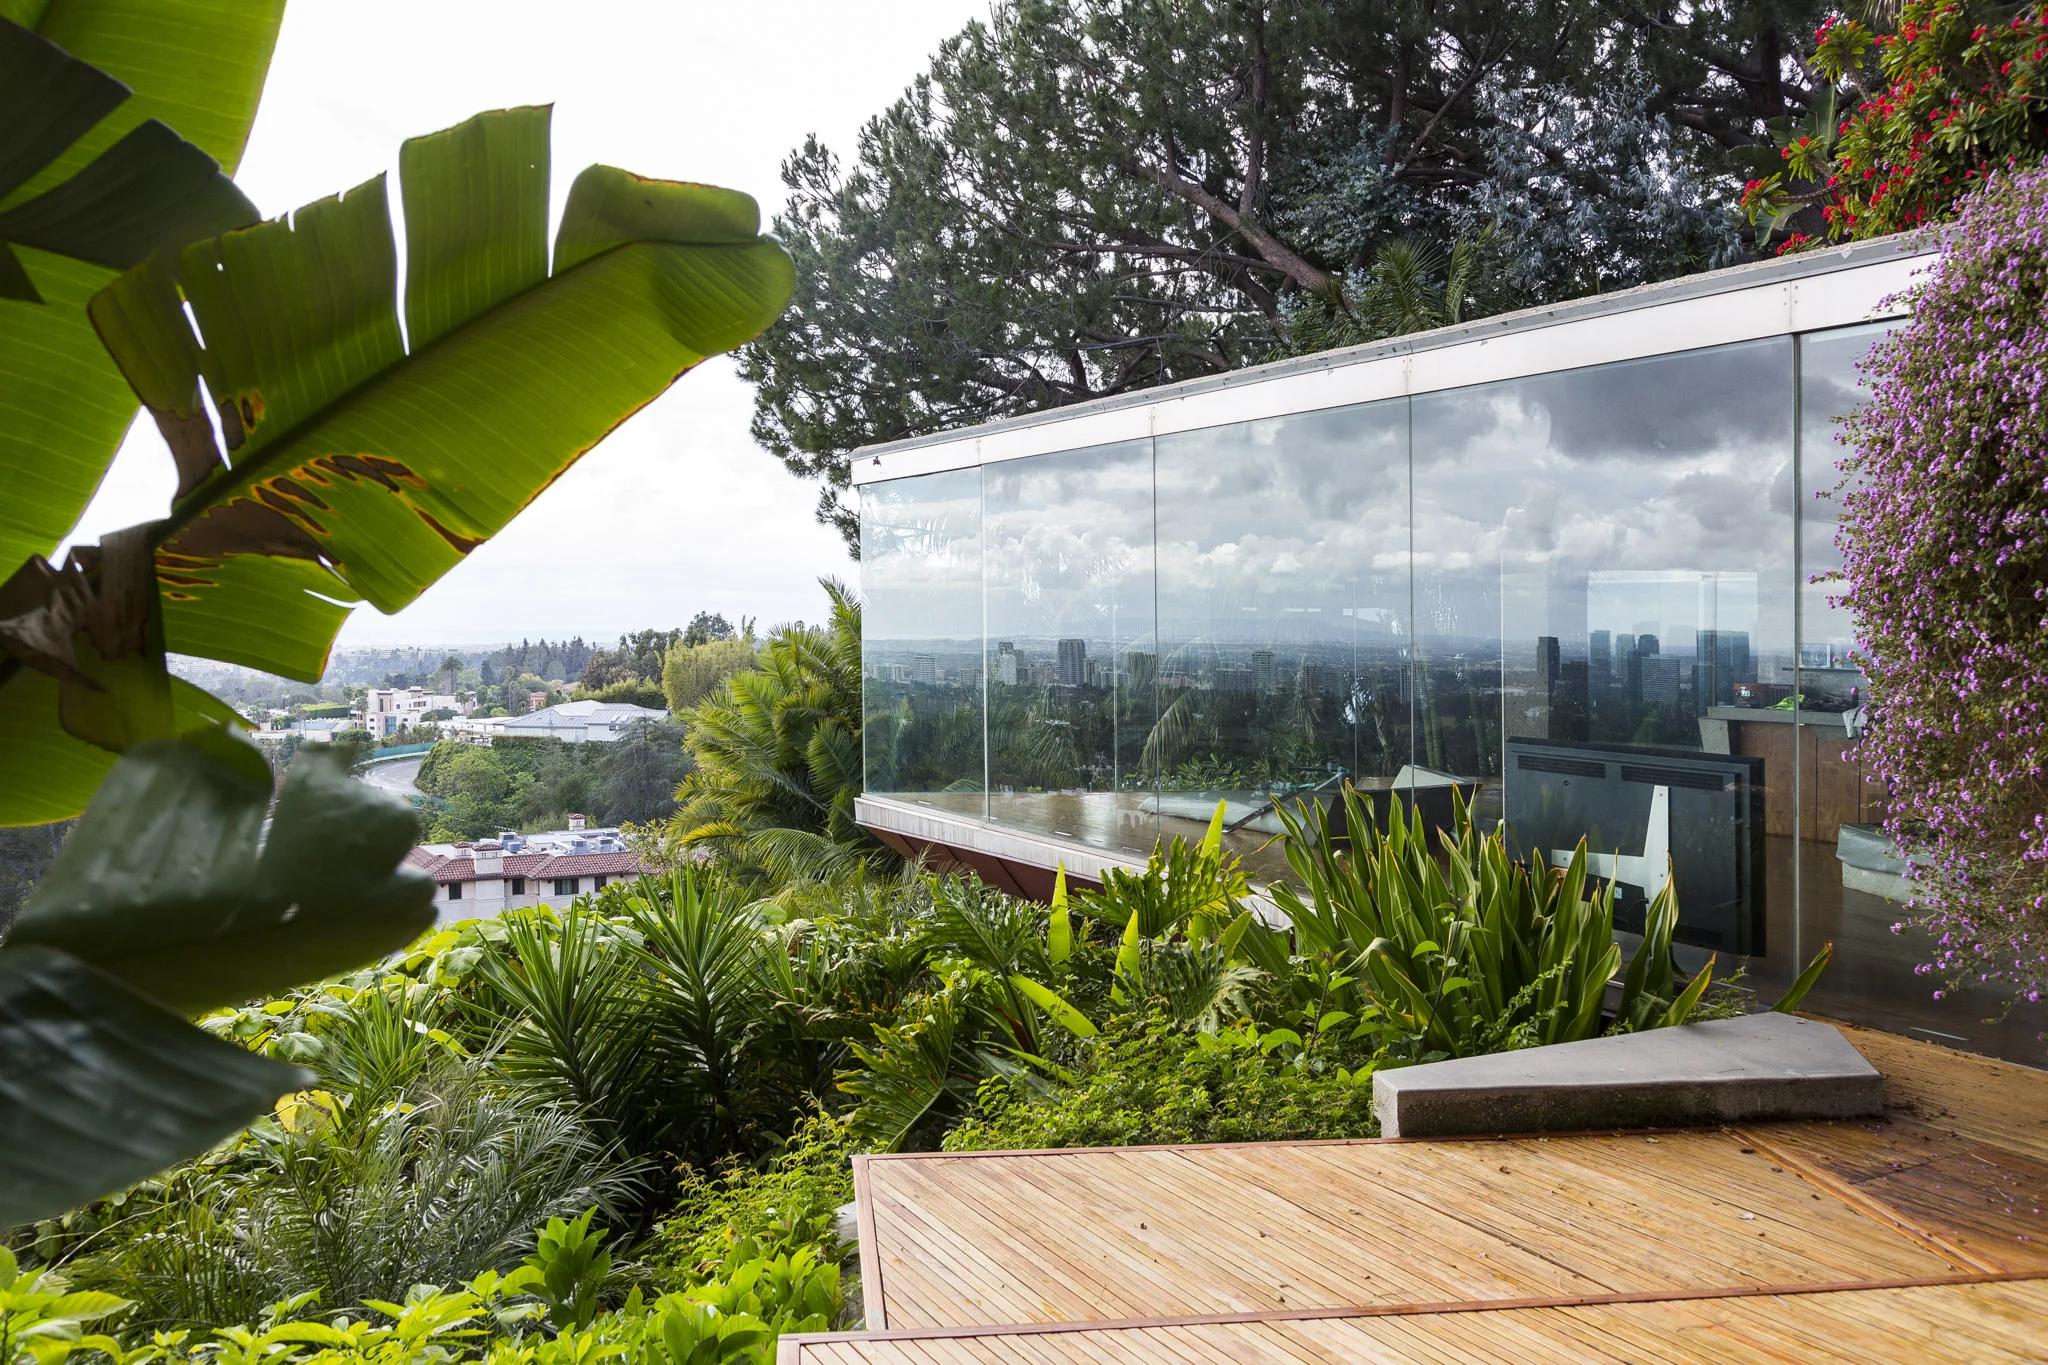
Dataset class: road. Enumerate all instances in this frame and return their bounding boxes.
[361,756,425,797]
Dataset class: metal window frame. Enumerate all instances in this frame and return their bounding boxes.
[849,237,1930,489]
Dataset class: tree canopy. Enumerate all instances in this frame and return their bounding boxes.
[744,0,1843,546]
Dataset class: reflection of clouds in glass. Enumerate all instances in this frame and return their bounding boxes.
[1155,402,1408,640]
[986,441,1155,644]
[1799,324,1888,647]
[862,467,983,641]
[1413,340,1797,643]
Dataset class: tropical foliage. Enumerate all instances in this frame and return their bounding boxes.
[1837,163,2048,1003]
[659,580,877,883]
[7,779,1839,1362]
[0,8,794,1228]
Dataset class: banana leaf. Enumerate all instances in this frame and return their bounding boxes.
[2,105,793,822]
[0,0,281,577]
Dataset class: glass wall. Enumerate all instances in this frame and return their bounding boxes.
[857,320,2046,1063]
[860,467,984,816]
[983,441,1158,859]
[1153,401,1411,879]
[1412,339,1797,961]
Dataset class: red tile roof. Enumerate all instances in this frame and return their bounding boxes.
[407,847,648,885]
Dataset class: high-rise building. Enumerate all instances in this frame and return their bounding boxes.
[911,654,938,684]
[1641,654,1681,706]
[1589,629,1612,681]
[1251,649,1276,692]
[1056,638,1087,686]
[1536,636,1561,690]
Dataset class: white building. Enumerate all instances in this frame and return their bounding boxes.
[405,818,649,921]
[251,716,352,746]
[361,686,468,739]
[490,699,668,743]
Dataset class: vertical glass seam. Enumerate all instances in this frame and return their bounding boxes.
[1149,426,1161,843]
[1791,334,1805,970]
[980,458,991,822]
[1405,395,1417,789]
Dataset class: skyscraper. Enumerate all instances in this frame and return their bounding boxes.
[1056,638,1087,686]
[1589,629,1613,681]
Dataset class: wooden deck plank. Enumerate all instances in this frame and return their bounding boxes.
[1742,1115,2048,1270]
[788,1280,2048,1363]
[1833,1020,2048,1162]
[862,1125,1959,1329]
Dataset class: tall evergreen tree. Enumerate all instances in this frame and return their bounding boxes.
[742,0,1833,548]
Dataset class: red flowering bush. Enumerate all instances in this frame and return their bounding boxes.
[1838,165,2048,1002]
[1744,1,2048,251]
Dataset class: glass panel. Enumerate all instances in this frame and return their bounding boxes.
[983,441,1158,858]
[1413,339,1797,961]
[1794,325,2048,1059]
[1152,403,1412,882]
[859,468,985,817]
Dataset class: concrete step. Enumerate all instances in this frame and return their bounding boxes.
[1373,1013,1883,1139]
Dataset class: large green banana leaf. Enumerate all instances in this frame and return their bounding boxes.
[0,942,311,1226]
[0,0,283,576]
[0,104,794,823]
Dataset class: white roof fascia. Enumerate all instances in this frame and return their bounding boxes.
[849,244,1929,487]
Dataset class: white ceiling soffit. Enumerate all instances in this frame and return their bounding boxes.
[850,249,1928,487]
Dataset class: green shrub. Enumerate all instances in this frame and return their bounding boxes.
[647,1117,855,1278]
[942,1017,1378,1152]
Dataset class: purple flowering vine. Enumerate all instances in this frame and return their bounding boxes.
[1839,165,2048,1004]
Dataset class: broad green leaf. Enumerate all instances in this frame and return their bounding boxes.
[1047,863,1071,965]
[0,661,239,825]
[401,104,549,351]
[90,107,795,680]
[1201,798,1226,858]
[1663,953,1716,1027]
[1217,908,1252,962]
[1009,974,1097,1038]
[1773,941,1834,1013]
[0,944,310,1226]
[0,0,282,575]
[1110,904,1142,1004]
[10,732,435,1012]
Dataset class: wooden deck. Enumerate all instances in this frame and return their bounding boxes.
[784,1026,2048,1363]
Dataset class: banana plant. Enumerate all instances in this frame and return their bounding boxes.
[0,2,283,581]
[2,102,794,820]
[0,83,793,1217]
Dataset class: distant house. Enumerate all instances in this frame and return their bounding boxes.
[361,686,469,738]
[491,699,668,743]
[405,817,648,921]
[252,716,352,746]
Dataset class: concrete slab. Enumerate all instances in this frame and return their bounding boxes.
[1373,1012,1883,1138]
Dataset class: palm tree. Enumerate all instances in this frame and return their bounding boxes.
[438,654,463,695]
[661,578,889,882]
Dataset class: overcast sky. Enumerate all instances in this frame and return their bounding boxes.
[65,0,988,649]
